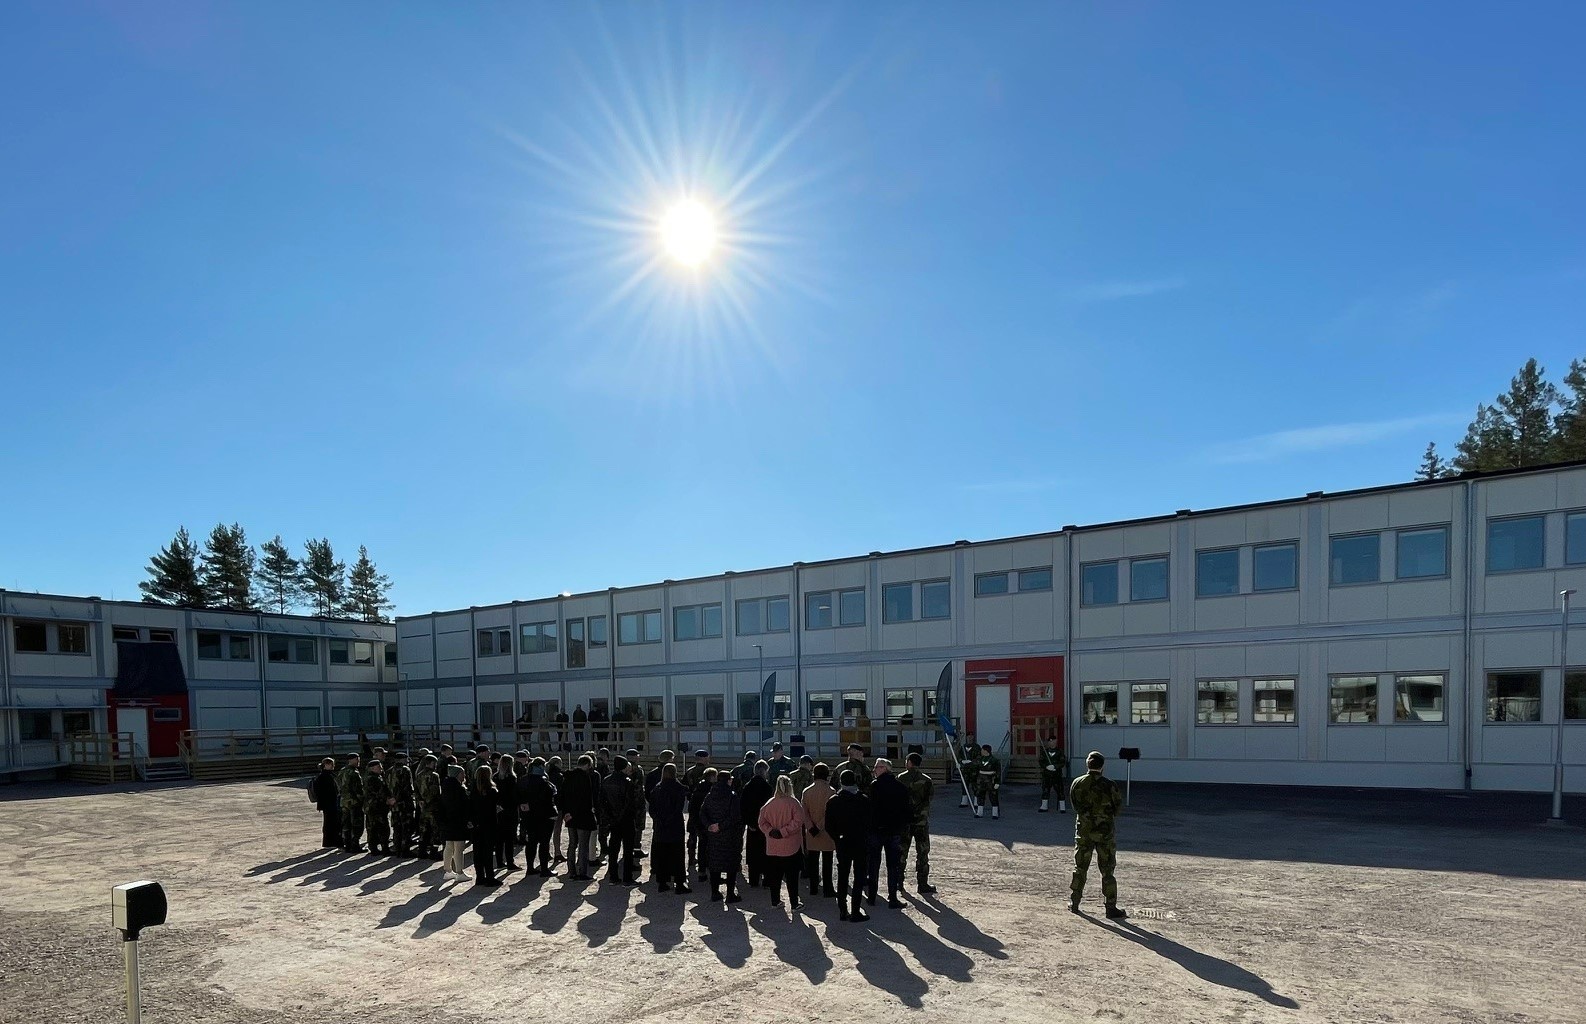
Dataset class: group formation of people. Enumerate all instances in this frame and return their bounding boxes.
[307,735,1129,920]
[309,740,943,921]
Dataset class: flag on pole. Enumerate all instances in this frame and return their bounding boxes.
[760,671,777,741]
[935,662,955,737]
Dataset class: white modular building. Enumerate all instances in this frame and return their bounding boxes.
[0,592,397,774]
[394,461,1586,792]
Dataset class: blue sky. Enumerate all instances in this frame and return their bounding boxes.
[3,3,1584,614]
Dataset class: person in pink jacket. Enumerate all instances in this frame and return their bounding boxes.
[757,775,812,910]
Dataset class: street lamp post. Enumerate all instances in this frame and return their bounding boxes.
[1553,589,1575,823]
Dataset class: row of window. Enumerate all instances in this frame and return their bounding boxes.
[1081,670,1586,725]
[197,631,392,667]
[477,618,611,661]
[476,688,933,731]
[13,620,92,655]
[974,567,1055,596]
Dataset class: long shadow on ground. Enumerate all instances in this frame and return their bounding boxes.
[1082,914,1299,1008]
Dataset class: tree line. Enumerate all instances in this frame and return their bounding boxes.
[1418,357,1586,479]
[139,524,394,621]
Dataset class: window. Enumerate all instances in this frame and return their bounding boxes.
[618,610,662,645]
[839,588,865,626]
[351,641,373,666]
[807,691,835,724]
[1130,682,1168,724]
[62,711,91,734]
[1396,526,1448,580]
[267,636,318,664]
[1330,534,1380,586]
[921,580,951,620]
[1568,513,1586,566]
[383,645,397,668]
[112,626,141,642]
[842,691,869,718]
[703,696,725,725]
[1486,671,1542,722]
[479,701,515,728]
[148,629,176,643]
[674,604,723,641]
[197,631,251,661]
[735,596,790,635]
[589,615,607,648]
[975,573,1009,597]
[1081,562,1119,606]
[772,692,792,724]
[1082,684,1119,724]
[1197,680,1239,724]
[152,708,182,723]
[737,693,761,726]
[329,639,348,665]
[1254,678,1297,723]
[57,623,89,655]
[882,583,914,623]
[519,622,558,654]
[675,695,700,727]
[1196,549,1240,597]
[13,621,47,653]
[1130,558,1169,602]
[294,707,321,728]
[566,619,586,668]
[1329,675,1379,723]
[477,628,512,657]
[1487,517,1545,573]
[1566,671,1586,721]
[1017,567,1053,592]
[1394,673,1446,723]
[1253,543,1298,592]
[885,688,915,722]
[19,710,52,741]
[330,706,378,729]
[805,592,835,629]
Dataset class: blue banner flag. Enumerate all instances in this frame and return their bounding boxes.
[760,671,777,741]
[935,662,955,737]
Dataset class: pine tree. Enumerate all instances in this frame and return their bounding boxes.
[139,527,208,606]
[343,545,394,622]
[199,522,256,609]
[257,535,304,615]
[1495,358,1558,468]
[1553,358,1586,462]
[1452,403,1508,473]
[300,538,347,618]
[1416,442,1450,481]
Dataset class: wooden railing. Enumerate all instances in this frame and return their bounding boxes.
[64,732,139,784]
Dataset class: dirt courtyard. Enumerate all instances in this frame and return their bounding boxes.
[1,777,1582,1024]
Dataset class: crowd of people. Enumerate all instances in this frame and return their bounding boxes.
[306,735,1128,920]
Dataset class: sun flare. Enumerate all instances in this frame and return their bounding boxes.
[659,199,718,267]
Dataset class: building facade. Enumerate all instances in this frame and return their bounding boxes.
[0,591,397,772]
[395,462,1586,793]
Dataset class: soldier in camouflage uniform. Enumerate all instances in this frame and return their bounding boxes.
[389,750,416,855]
[1068,750,1127,919]
[415,753,442,859]
[896,751,937,894]
[1038,734,1068,813]
[766,742,796,778]
[364,759,393,853]
[957,733,978,807]
[337,753,366,852]
[788,755,815,798]
[972,743,1001,819]
[840,745,873,794]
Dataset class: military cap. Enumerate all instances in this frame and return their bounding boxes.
[695,749,709,758]
[421,754,438,765]
[626,748,639,757]
[345,752,361,760]
[612,755,629,771]
[799,755,814,764]
[417,747,433,756]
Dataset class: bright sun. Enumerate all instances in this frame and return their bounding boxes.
[659,199,717,267]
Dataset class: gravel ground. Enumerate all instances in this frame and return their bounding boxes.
[0,778,1582,1024]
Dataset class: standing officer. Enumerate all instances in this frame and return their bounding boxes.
[766,742,796,778]
[1069,750,1127,919]
[973,743,1001,819]
[389,750,416,855]
[957,733,978,807]
[896,751,937,894]
[789,755,815,797]
[337,752,365,852]
[682,749,710,877]
[1038,734,1068,813]
[840,745,873,794]
[626,747,647,863]
[364,759,393,854]
[730,750,758,790]
[415,753,442,859]
[310,757,341,849]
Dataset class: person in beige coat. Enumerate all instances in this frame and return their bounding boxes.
[800,762,837,898]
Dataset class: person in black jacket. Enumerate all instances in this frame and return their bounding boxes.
[470,766,502,887]
[866,758,910,909]
[559,754,599,881]
[599,755,636,884]
[699,771,743,904]
[825,768,873,922]
[647,761,691,894]
[310,758,341,849]
[519,757,559,876]
[438,765,472,883]
[687,757,712,880]
[738,760,774,887]
[546,755,567,864]
[495,757,520,872]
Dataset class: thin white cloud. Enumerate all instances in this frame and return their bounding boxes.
[1063,276,1187,303]
[1206,414,1461,465]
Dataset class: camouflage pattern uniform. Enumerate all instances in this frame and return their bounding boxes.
[337,759,365,850]
[1068,768,1124,911]
[897,762,936,892]
[840,757,873,794]
[389,754,416,854]
[972,748,1001,817]
[364,767,392,852]
[415,757,442,856]
[788,762,814,798]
